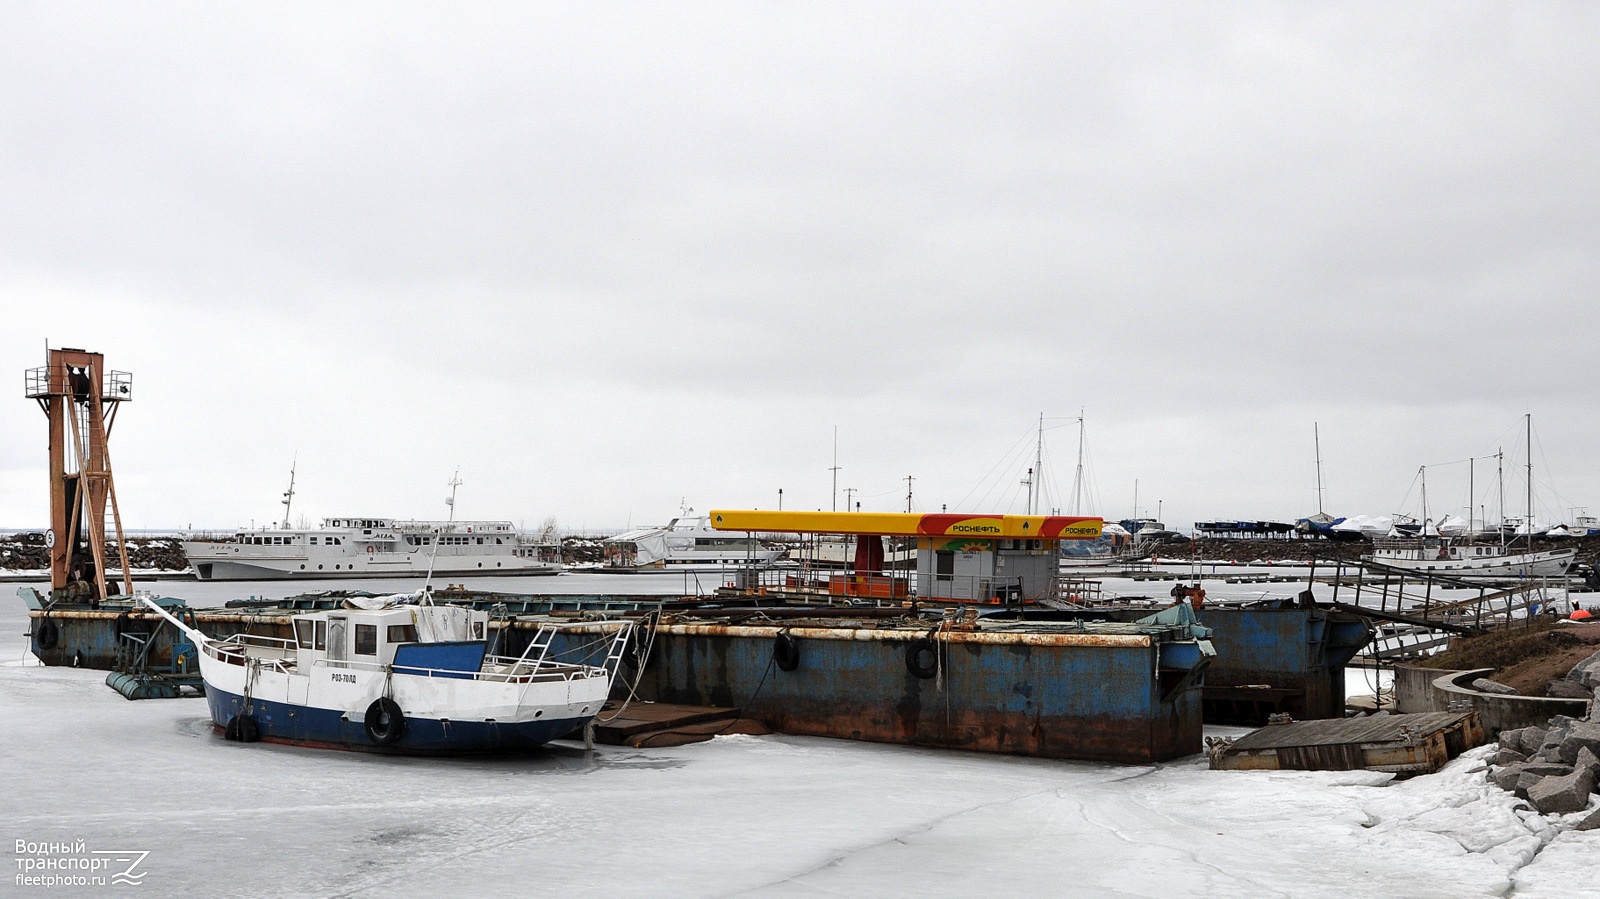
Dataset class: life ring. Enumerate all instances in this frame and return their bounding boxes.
[364,697,406,745]
[773,632,800,672]
[224,715,260,743]
[905,637,940,679]
[367,546,374,554]
[33,618,59,652]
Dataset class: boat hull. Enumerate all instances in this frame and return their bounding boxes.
[186,556,562,581]
[203,684,590,753]
[193,636,613,754]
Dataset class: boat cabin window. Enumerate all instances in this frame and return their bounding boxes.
[474,621,485,639]
[295,619,314,649]
[354,624,378,656]
[387,624,417,644]
[314,620,326,650]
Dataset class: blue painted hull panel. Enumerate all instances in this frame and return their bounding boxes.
[205,685,588,754]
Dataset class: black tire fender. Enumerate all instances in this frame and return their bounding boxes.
[773,632,800,672]
[906,637,940,680]
[34,617,59,652]
[224,715,260,743]
[364,697,406,745]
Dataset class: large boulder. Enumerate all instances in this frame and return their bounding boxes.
[1534,717,1574,763]
[1492,765,1525,793]
[1528,768,1596,815]
[1491,748,1528,766]
[1577,745,1600,779]
[1547,679,1592,700]
[1499,727,1527,751]
[1520,725,1549,756]
[1472,677,1520,695]
[1568,648,1600,690]
[1556,720,1600,765]
[1576,807,1600,832]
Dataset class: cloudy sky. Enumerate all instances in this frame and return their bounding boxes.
[3,3,1597,533]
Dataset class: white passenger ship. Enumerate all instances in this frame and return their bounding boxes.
[182,518,565,581]
[1362,536,1576,580]
[601,512,787,572]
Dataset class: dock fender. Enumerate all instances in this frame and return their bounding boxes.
[224,715,260,743]
[906,636,940,680]
[773,631,801,672]
[33,617,58,652]
[364,697,406,745]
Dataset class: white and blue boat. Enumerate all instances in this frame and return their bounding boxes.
[142,594,632,753]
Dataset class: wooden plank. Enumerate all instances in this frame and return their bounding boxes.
[1228,712,1473,751]
[592,701,741,739]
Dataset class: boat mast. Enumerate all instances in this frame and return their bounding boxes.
[1313,422,1325,517]
[1419,465,1428,531]
[280,456,297,530]
[1497,449,1506,548]
[1071,410,1085,516]
[424,468,462,598]
[1526,413,1534,549]
[1031,412,1044,515]
[445,468,462,524]
[829,426,840,512]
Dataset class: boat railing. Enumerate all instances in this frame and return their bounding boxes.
[479,620,633,683]
[206,633,297,666]
[308,655,607,684]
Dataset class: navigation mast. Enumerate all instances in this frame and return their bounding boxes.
[280,457,297,530]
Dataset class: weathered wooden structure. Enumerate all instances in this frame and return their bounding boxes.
[1209,710,1486,773]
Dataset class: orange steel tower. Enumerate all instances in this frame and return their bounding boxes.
[25,347,134,605]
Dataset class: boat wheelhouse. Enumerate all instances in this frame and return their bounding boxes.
[182,518,564,580]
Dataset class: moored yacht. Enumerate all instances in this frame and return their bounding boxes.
[182,518,565,580]
[601,511,786,572]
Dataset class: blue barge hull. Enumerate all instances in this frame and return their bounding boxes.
[556,620,1212,763]
[1006,600,1373,724]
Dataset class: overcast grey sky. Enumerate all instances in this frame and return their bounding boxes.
[3,2,1597,533]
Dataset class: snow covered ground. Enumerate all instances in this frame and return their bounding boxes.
[5,579,1599,897]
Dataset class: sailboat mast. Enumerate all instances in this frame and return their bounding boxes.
[1526,413,1534,548]
[1468,456,1475,538]
[1031,412,1044,515]
[1420,465,1428,528]
[1071,410,1085,516]
[1313,422,1325,516]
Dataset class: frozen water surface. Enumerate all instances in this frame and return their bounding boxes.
[4,580,1597,897]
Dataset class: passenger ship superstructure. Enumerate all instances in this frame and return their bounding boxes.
[183,518,564,581]
[601,513,787,573]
